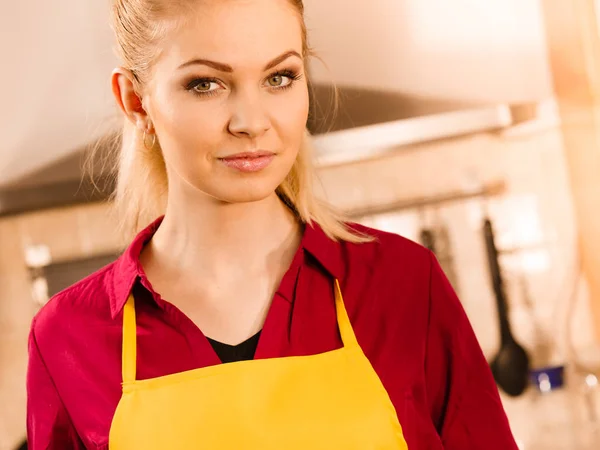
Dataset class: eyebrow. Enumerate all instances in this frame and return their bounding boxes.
[177,50,302,72]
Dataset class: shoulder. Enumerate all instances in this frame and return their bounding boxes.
[28,261,126,415]
[342,222,466,333]
[336,223,435,325]
[338,224,439,374]
[342,222,433,279]
[31,261,117,349]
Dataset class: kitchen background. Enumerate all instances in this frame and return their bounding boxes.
[2,0,600,449]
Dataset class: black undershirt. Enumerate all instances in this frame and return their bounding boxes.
[207,331,262,364]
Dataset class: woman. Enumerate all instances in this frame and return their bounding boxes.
[26,0,518,448]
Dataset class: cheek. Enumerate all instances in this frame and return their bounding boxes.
[152,91,226,163]
[271,87,309,144]
[161,96,215,139]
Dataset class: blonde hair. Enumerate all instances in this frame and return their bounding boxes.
[104,0,371,242]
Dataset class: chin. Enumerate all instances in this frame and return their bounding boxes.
[221,188,277,204]
[204,177,285,204]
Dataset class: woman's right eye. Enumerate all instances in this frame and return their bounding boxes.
[187,79,222,96]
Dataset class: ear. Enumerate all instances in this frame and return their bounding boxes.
[111,68,152,131]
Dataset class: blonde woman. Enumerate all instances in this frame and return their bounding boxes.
[26,0,518,449]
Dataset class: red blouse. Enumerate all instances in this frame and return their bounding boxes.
[26,217,518,449]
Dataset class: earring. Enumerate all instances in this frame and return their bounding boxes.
[142,129,157,150]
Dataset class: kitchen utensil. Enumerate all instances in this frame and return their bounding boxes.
[484,217,530,396]
[433,213,460,295]
[418,210,436,253]
[420,227,436,253]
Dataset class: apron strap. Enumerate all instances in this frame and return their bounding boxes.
[122,294,137,384]
[334,279,359,348]
[121,282,355,382]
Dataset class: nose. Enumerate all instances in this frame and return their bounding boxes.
[227,89,271,139]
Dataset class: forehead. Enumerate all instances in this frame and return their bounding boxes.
[159,0,303,71]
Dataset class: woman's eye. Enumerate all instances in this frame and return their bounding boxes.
[267,75,292,88]
[192,80,220,93]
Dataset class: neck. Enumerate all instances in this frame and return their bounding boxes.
[145,187,302,280]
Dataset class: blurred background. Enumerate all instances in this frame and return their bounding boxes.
[2,0,600,449]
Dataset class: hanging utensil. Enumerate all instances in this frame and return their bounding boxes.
[420,227,436,253]
[433,212,460,295]
[418,209,437,253]
[484,217,530,397]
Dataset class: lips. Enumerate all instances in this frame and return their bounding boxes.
[220,151,274,160]
[218,151,275,173]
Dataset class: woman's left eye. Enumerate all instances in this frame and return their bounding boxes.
[265,71,298,89]
[267,74,291,87]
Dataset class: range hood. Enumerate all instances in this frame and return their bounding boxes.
[0,84,521,216]
[308,84,513,167]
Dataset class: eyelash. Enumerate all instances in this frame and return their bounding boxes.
[185,69,303,97]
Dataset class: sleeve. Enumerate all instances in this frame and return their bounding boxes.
[27,319,84,450]
[424,252,519,449]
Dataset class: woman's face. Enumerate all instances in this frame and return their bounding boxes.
[144,0,309,204]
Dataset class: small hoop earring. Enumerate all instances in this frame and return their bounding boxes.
[142,130,157,150]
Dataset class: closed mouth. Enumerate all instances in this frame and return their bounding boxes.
[219,151,275,160]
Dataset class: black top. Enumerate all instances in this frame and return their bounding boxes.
[207,331,262,364]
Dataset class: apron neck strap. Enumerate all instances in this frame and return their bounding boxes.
[122,295,137,384]
[120,280,357,383]
[334,279,359,348]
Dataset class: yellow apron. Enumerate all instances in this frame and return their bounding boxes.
[109,280,408,449]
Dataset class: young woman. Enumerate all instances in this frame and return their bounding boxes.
[26,0,519,448]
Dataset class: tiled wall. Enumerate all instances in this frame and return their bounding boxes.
[0,123,597,449]
[318,124,594,359]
